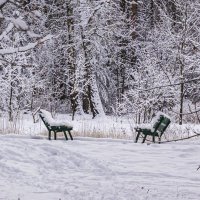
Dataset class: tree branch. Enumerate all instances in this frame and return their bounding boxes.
[0,34,53,55]
[0,23,14,41]
[137,77,200,92]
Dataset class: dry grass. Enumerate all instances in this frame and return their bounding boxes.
[0,114,199,142]
[72,130,134,140]
[39,129,134,140]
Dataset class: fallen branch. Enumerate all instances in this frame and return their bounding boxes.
[140,132,200,144]
[160,133,200,143]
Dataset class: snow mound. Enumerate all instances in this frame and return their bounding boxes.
[0,136,199,200]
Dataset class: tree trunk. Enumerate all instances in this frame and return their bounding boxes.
[9,84,13,121]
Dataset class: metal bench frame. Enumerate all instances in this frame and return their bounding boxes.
[39,113,73,140]
[135,114,171,143]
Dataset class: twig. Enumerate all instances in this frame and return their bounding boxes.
[32,106,41,123]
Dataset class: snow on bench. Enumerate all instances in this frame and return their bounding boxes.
[39,109,73,140]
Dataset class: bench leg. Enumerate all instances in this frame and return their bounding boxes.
[54,131,57,140]
[68,130,73,140]
[63,131,68,140]
[158,137,161,144]
[152,135,155,143]
[48,131,51,140]
[142,135,147,143]
[135,132,140,143]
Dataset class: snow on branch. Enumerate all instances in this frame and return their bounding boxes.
[8,17,29,31]
[0,23,14,41]
[0,34,53,55]
[0,0,8,8]
[124,0,137,5]
[2,17,42,38]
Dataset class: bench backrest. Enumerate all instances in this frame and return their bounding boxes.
[39,113,50,130]
[152,114,171,136]
[39,109,54,130]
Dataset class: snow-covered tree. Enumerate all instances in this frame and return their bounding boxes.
[0,0,51,119]
[124,0,200,124]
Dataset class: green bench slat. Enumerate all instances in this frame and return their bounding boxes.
[135,113,171,143]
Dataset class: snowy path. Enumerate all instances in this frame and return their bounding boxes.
[0,136,200,199]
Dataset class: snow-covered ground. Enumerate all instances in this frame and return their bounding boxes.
[0,135,200,200]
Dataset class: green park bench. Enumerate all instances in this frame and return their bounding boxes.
[39,109,73,140]
[134,112,171,143]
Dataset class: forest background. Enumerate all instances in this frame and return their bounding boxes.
[0,0,200,127]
